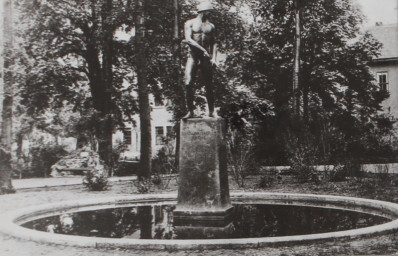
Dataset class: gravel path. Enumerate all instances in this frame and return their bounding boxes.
[1,179,398,256]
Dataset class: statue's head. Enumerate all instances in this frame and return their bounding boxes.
[197,1,214,14]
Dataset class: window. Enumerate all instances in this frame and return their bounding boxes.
[166,126,174,137]
[377,72,389,91]
[154,97,163,107]
[123,129,132,145]
[155,126,165,145]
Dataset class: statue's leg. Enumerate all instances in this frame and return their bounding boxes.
[184,56,197,118]
[201,59,215,117]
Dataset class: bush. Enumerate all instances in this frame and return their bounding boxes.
[133,178,152,194]
[292,165,319,183]
[25,145,68,178]
[344,160,363,177]
[83,169,108,191]
[150,137,177,190]
[258,174,274,189]
[285,129,321,183]
[289,145,320,183]
[258,168,281,189]
[358,178,377,196]
[152,139,176,175]
[151,174,162,186]
[110,141,128,176]
[114,161,139,176]
[227,128,258,188]
[328,165,348,182]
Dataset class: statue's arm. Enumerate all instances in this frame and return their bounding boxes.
[184,20,210,57]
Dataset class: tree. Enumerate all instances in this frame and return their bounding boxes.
[244,0,387,163]
[134,0,152,179]
[292,0,301,115]
[172,0,183,170]
[14,0,140,170]
[0,0,15,194]
[98,0,115,168]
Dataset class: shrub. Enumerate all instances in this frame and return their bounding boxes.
[152,137,177,175]
[358,178,377,196]
[151,136,177,190]
[328,165,348,182]
[344,160,363,177]
[151,174,162,186]
[373,164,393,185]
[258,174,274,189]
[289,146,320,183]
[227,128,258,188]
[258,168,281,189]
[133,178,152,194]
[83,169,108,191]
[292,164,319,183]
[26,145,68,178]
[114,161,139,176]
[285,129,321,183]
[110,141,128,176]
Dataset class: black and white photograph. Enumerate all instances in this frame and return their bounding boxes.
[0,0,398,255]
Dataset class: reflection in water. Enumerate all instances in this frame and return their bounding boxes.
[22,204,389,240]
[138,206,152,239]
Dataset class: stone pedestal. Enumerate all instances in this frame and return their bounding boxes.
[173,118,233,238]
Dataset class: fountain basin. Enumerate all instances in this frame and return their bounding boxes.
[1,192,398,250]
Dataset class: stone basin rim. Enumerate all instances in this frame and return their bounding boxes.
[1,192,398,250]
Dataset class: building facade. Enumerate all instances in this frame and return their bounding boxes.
[367,23,398,120]
[114,96,175,161]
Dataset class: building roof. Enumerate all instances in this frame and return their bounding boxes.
[367,23,398,60]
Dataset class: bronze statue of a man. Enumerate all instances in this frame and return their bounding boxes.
[183,1,217,118]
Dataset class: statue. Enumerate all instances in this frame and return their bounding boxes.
[174,2,233,238]
[183,0,218,118]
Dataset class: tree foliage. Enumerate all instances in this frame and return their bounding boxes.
[9,0,393,172]
[13,0,140,168]
[242,0,389,164]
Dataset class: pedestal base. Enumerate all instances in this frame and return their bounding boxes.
[176,117,231,208]
[173,206,234,227]
[173,118,234,239]
[174,222,235,239]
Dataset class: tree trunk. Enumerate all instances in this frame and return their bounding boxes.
[97,113,113,173]
[138,206,152,239]
[82,0,114,171]
[135,0,152,179]
[0,0,14,193]
[302,66,310,123]
[173,0,183,170]
[0,148,14,194]
[302,42,317,124]
[292,0,301,116]
[98,0,114,173]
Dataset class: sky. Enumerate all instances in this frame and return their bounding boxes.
[355,0,398,26]
[0,0,397,41]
